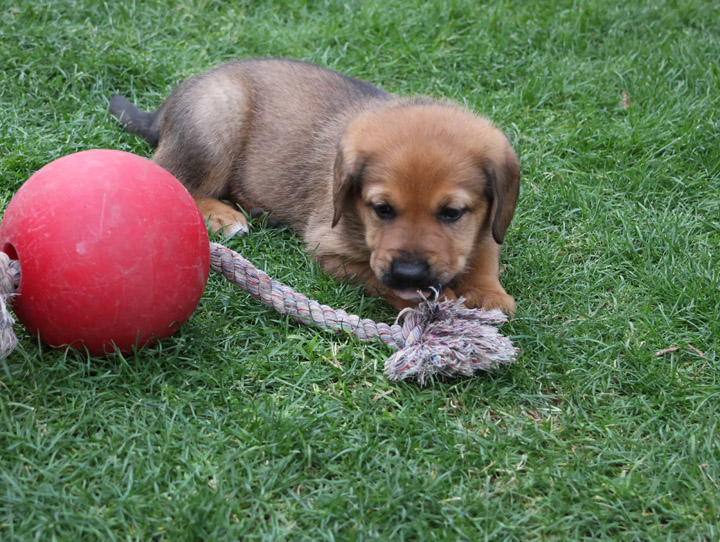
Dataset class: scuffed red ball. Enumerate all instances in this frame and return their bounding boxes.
[0,150,209,355]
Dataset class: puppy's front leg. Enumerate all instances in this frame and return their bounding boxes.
[195,197,249,237]
[453,237,515,315]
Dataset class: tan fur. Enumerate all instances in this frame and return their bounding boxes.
[111,59,519,313]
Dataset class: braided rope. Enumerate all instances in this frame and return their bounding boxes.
[0,243,517,384]
[209,243,408,348]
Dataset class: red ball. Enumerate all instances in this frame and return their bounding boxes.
[0,150,209,355]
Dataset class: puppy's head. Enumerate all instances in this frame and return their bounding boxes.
[333,102,519,301]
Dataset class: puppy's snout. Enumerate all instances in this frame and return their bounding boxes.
[390,257,431,288]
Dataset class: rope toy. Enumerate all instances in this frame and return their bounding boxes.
[0,242,517,385]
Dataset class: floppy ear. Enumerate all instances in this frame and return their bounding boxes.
[332,143,366,228]
[485,144,520,244]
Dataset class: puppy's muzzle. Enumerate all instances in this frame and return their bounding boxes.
[383,255,442,298]
[389,258,431,288]
[383,256,442,301]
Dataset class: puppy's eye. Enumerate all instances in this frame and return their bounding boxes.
[438,207,466,223]
[372,203,396,220]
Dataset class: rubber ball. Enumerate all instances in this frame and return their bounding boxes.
[0,149,210,355]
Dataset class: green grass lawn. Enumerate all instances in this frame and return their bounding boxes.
[1,0,719,539]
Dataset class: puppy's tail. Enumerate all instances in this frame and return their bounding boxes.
[109,94,160,147]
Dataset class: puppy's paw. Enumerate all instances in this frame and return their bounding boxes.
[459,289,516,316]
[209,214,249,238]
[195,197,249,237]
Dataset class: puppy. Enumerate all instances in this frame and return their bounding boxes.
[110,58,519,313]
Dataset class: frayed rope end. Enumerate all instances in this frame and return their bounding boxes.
[384,297,518,386]
[0,253,20,359]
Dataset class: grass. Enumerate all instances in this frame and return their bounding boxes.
[1,0,719,539]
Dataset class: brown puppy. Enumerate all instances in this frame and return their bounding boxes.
[110,59,519,312]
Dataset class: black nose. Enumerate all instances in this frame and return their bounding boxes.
[389,258,431,288]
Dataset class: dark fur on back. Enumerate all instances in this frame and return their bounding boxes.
[115,59,394,232]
